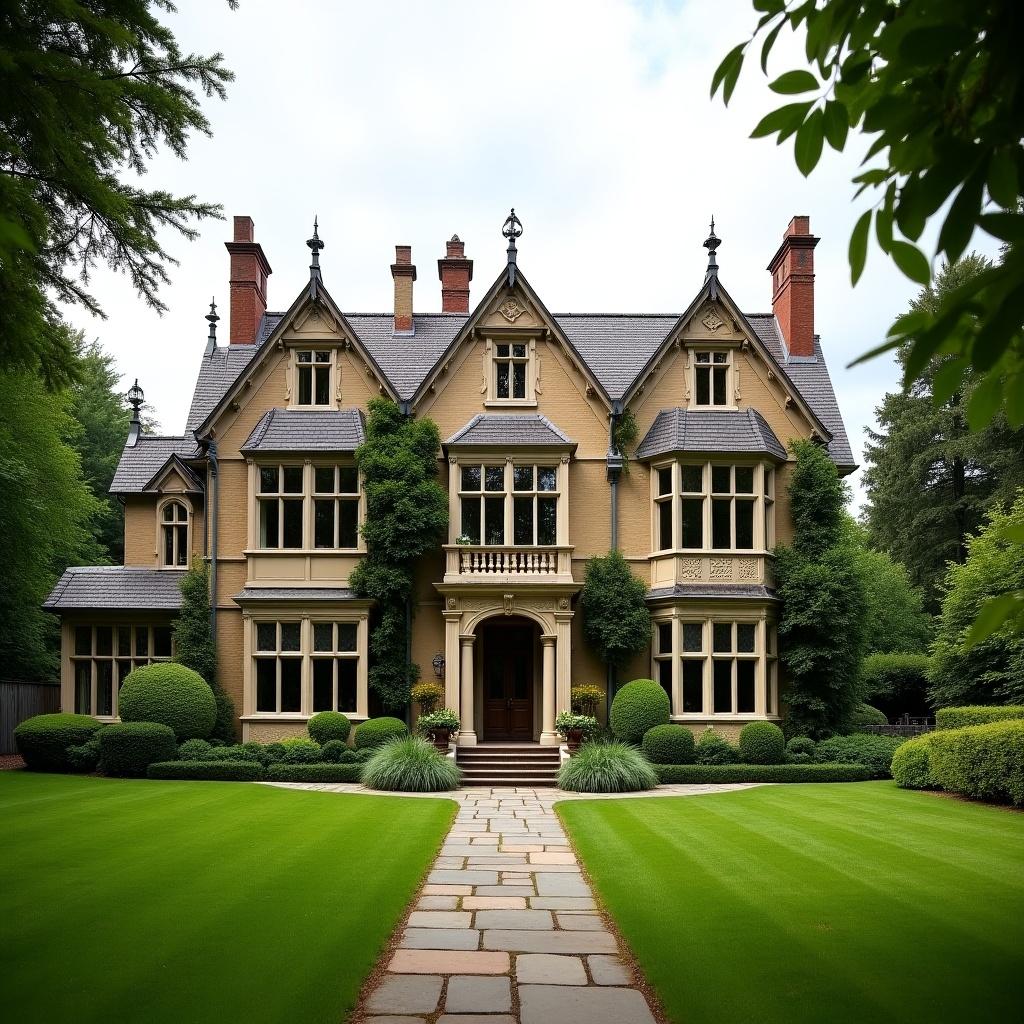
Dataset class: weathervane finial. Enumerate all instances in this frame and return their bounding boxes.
[704,215,721,284]
[204,296,219,355]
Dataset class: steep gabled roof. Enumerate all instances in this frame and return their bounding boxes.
[446,414,575,448]
[241,408,366,453]
[637,408,787,461]
[110,436,201,494]
[44,566,185,610]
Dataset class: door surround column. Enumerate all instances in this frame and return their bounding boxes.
[458,633,478,746]
[540,633,558,746]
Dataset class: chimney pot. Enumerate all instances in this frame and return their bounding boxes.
[767,214,818,358]
[225,216,272,345]
[391,245,416,333]
[438,234,473,314]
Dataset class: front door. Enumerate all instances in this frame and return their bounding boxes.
[482,623,533,740]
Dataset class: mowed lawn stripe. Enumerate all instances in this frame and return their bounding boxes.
[1,773,455,1024]
[558,782,1024,1024]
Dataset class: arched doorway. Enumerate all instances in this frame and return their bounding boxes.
[478,615,539,741]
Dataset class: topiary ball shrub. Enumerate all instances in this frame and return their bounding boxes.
[307,711,351,745]
[117,663,216,740]
[847,703,889,731]
[891,736,936,790]
[609,679,670,745]
[739,722,786,765]
[178,738,212,760]
[695,728,737,765]
[321,739,347,763]
[355,716,409,750]
[99,722,177,777]
[279,738,321,764]
[558,741,658,793]
[813,733,903,778]
[786,736,816,757]
[362,736,462,792]
[14,713,106,772]
[641,725,696,765]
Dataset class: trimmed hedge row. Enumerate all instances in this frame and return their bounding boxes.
[148,760,266,781]
[654,763,873,784]
[935,706,1024,731]
[266,763,363,783]
[14,713,105,772]
[99,722,177,777]
[927,720,1024,806]
[891,735,936,790]
[813,733,903,778]
[354,717,408,749]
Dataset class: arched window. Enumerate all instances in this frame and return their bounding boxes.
[161,500,189,567]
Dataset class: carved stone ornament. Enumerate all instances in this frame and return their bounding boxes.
[701,308,724,332]
[558,597,569,610]
[679,558,703,581]
[710,558,733,580]
[737,558,758,580]
[503,593,515,615]
[498,297,526,323]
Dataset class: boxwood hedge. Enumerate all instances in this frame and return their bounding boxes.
[99,722,178,777]
[307,711,351,744]
[891,735,936,790]
[813,733,903,777]
[354,717,408,749]
[14,713,105,772]
[654,763,873,784]
[935,706,1024,731]
[266,763,363,783]
[927,720,1024,806]
[148,760,266,781]
[641,725,696,765]
[738,722,785,764]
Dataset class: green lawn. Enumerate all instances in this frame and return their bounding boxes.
[0,772,454,1024]
[559,782,1024,1024]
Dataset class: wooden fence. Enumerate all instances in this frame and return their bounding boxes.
[1,680,60,754]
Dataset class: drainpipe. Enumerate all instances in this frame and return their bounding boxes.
[400,399,413,727]
[206,439,219,647]
[605,401,625,713]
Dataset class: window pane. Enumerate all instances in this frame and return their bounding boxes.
[659,500,673,551]
[680,466,702,493]
[313,623,333,652]
[96,627,113,657]
[313,660,333,712]
[314,499,335,548]
[484,466,504,491]
[682,623,703,652]
[711,466,731,493]
[260,500,279,548]
[512,344,527,358]
[314,366,330,405]
[735,466,755,493]
[513,465,533,491]
[764,468,774,497]
[713,622,732,652]
[256,660,276,712]
[75,626,92,656]
[713,366,728,405]
[461,465,481,491]
[298,367,312,406]
[339,500,358,548]
[96,661,114,716]
[74,661,92,714]
[116,660,132,687]
[695,367,710,405]
[163,503,175,522]
[314,351,330,363]
[658,660,672,708]
[282,500,303,548]
[683,661,703,713]
[484,496,504,545]
[283,466,303,493]
[737,661,756,713]
[337,623,358,652]
[259,467,278,493]
[280,660,301,712]
[713,351,728,364]
[117,628,131,657]
[737,623,756,653]
[175,525,188,566]
[256,622,276,652]
[658,467,672,496]
[537,467,557,491]
[736,500,754,550]
[657,622,672,654]
[297,351,312,363]
[496,361,509,398]
[314,467,335,493]
[695,351,710,363]
[135,626,149,657]
[496,344,509,357]
[338,659,358,713]
[338,467,358,493]
[280,623,301,651]
[537,498,557,545]
[713,661,732,712]
[512,362,526,399]
[711,498,731,548]
[460,498,480,543]
[681,498,703,548]
[513,496,533,545]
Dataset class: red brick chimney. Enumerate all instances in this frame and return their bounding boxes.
[225,216,272,345]
[391,245,416,333]
[767,215,819,357]
[437,235,473,313]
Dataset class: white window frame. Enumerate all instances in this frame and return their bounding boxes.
[291,349,335,409]
[691,348,734,408]
[255,462,362,552]
[456,461,561,546]
[158,497,191,568]
[485,337,537,406]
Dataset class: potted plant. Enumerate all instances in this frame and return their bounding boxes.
[417,708,460,752]
[570,684,605,717]
[411,681,444,716]
[455,534,473,546]
[555,711,598,754]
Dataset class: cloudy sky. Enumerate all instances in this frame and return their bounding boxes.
[63,0,1000,510]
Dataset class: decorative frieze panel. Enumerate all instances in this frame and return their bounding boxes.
[649,553,772,588]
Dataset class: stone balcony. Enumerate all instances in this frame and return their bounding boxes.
[443,545,575,584]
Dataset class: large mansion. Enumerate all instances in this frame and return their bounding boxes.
[45,212,854,744]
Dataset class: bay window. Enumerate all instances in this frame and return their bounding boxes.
[256,463,361,550]
[71,623,173,717]
[254,621,302,713]
[458,463,559,546]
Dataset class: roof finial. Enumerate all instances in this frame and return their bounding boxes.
[204,297,219,356]
[126,379,144,447]
[306,215,324,298]
[502,208,523,287]
[704,216,721,286]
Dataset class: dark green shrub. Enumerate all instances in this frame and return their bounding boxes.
[860,653,931,718]
[203,745,263,764]
[361,737,461,791]
[321,739,347,763]
[654,763,873,783]
[99,722,177,777]
[609,679,670,745]
[354,716,409,750]
[279,738,321,764]
[178,738,212,760]
[813,733,903,778]
[935,706,1024,730]
[927,720,1024,806]
[307,711,351,744]
[641,725,695,765]
[847,703,888,731]
[117,662,216,740]
[558,741,657,793]
[739,722,785,764]
[14,713,106,772]
[891,736,937,790]
[266,763,364,784]
[695,728,738,765]
[67,733,103,773]
[786,736,816,757]
[786,751,813,764]
[148,760,266,781]
[262,742,286,764]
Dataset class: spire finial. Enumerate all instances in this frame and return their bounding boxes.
[126,378,144,446]
[502,208,523,286]
[205,297,219,355]
[306,215,324,297]
[704,215,721,283]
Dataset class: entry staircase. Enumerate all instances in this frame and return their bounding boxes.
[456,743,561,787]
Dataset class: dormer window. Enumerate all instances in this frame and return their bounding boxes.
[495,342,528,399]
[693,350,731,407]
[160,500,190,567]
[295,350,332,407]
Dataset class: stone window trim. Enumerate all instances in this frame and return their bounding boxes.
[688,347,736,409]
[289,347,338,409]
[651,459,775,556]
[249,460,365,554]
[66,621,174,720]
[650,612,779,720]
[156,496,191,569]
[483,335,539,407]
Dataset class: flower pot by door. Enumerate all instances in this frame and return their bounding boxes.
[431,728,452,753]
[566,728,584,753]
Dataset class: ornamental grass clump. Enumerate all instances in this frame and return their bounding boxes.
[557,741,658,793]
[362,736,463,792]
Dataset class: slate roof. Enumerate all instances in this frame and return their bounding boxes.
[446,414,574,448]
[241,408,365,453]
[646,584,778,602]
[233,587,360,603]
[43,567,185,611]
[185,343,259,432]
[637,408,787,460]
[109,436,201,494]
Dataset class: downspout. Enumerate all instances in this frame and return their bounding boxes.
[400,399,414,727]
[605,401,625,712]
[206,439,219,647]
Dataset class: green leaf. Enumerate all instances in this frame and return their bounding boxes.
[711,44,745,103]
[979,213,1024,242]
[965,370,1003,430]
[875,183,895,252]
[770,70,819,95]
[899,25,975,66]
[890,240,931,285]
[822,100,848,151]
[849,210,871,285]
[937,172,984,264]
[987,151,1019,209]
[931,358,967,406]
[965,592,1023,648]
[750,101,813,140]
[794,108,824,176]
[760,19,785,74]
[753,0,785,12]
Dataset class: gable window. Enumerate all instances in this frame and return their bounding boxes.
[495,342,528,399]
[160,500,189,567]
[458,463,560,546]
[72,623,173,717]
[295,350,332,407]
[693,350,731,407]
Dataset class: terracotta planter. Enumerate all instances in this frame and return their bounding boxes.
[566,728,584,754]
[430,728,452,753]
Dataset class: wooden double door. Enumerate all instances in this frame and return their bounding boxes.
[481,621,535,740]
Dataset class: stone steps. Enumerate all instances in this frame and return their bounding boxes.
[457,745,561,788]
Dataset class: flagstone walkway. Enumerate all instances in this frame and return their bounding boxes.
[269,783,759,1023]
